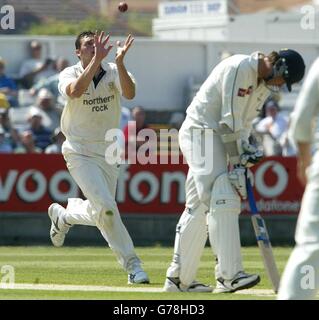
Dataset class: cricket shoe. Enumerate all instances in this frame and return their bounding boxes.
[128,268,150,284]
[214,271,260,293]
[163,277,213,292]
[48,203,72,247]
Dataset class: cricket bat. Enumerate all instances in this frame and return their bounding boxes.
[246,175,281,293]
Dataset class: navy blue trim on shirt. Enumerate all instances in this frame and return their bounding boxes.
[231,60,245,131]
[93,69,106,88]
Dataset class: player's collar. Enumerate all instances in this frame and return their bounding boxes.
[93,68,106,88]
[249,52,269,90]
[248,52,259,89]
[249,52,260,74]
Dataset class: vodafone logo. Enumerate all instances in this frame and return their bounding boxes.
[130,172,160,204]
[255,161,288,198]
[0,169,78,203]
[116,164,186,204]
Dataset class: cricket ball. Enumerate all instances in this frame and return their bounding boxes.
[118,2,128,12]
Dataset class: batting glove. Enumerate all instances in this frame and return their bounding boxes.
[228,166,254,199]
[240,141,264,168]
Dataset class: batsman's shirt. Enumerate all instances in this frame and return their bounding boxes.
[186,52,270,140]
[58,61,134,156]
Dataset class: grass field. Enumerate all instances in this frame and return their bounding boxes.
[0,246,293,300]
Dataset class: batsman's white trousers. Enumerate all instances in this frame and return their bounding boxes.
[61,140,140,271]
[278,151,319,300]
[166,117,243,285]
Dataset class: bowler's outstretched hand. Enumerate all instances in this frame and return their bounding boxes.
[116,34,134,63]
[94,31,113,62]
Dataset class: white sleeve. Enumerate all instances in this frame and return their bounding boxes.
[271,116,287,139]
[255,117,271,134]
[220,63,249,132]
[58,67,77,99]
[290,59,319,143]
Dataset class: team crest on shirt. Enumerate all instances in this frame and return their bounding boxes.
[238,86,253,97]
[108,82,115,90]
[238,88,246,97]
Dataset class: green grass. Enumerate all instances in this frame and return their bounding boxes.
[0,246,292,300]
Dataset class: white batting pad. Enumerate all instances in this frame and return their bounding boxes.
[166,203,208,286]
[208,173,243,280]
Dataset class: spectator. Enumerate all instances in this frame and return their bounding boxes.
[45,127,65,154]
[120,106,131,130]
[0,108,20,149]
[0,57,18,107]
[0,92,9,111]
[32,88,61,131]
[19,41,55,89]
[30,58,69,105]
[279,115,297,157]
[0,125,13,153]
[14,130,42,154]
[27,108,52,150]
[255,100,288,155]
[123,106,149,150]
[117,106,131,151]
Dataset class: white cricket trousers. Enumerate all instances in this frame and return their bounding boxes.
[278,151,319,299]
[62,143,140,272]
[166,116,243,285]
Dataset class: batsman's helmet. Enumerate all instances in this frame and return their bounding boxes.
[275,49,306,92]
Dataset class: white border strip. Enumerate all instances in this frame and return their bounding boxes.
[0,283,276,295]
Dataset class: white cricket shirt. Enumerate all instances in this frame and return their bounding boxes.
[291,58,319,144]
[186,52,270,139]
[58,60,134,155]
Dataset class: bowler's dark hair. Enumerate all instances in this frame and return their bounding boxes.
[75,31,95,50]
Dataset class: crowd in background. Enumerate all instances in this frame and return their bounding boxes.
[0,40,68,154]
[252,98,297,157]
[0,40,297,157]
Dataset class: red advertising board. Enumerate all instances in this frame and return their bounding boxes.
[0,154,304,215]
[0,154,78,212]
[243,157,304,215]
